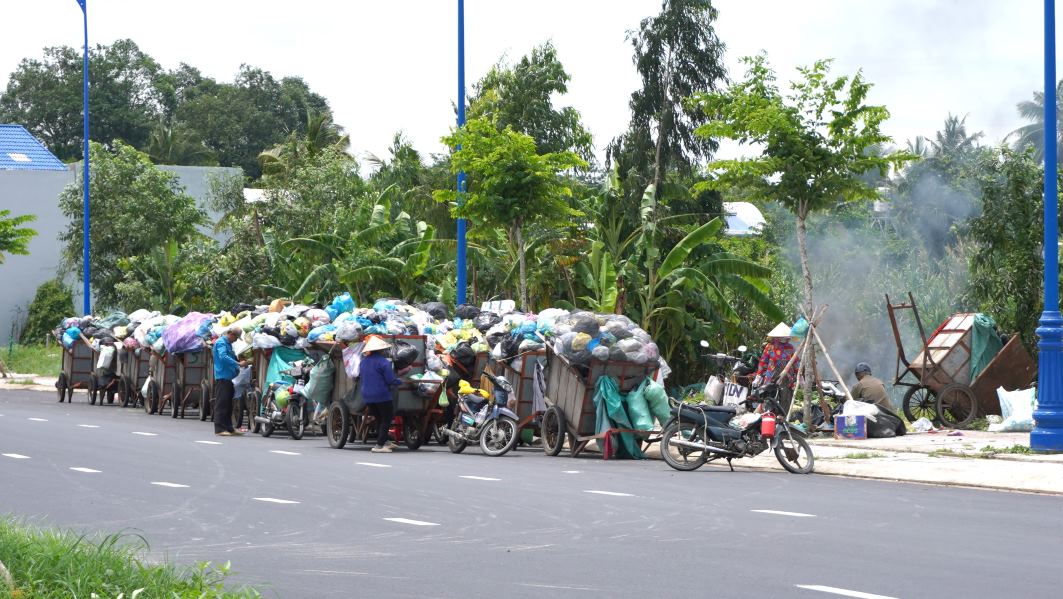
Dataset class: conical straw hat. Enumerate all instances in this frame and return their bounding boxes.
[767,322,792,338]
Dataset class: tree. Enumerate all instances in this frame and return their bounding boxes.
[694,55,910,315]
[258,111,349,180]
[967,147,1061,347]
[0,40,166,161]
[435,117,586,310]
[0,210,37,262]
[1010,79,1063,162]
[146,120,216,166]
[468,41,593,161]
[21,279,74,344]
[931,114,983,158]
[610,0,727,204]
[57,140,206,309]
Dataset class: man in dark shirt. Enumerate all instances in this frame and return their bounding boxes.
[850,362,891,411]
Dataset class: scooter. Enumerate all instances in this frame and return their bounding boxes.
[255,356,317,440]
[440,373,520,457]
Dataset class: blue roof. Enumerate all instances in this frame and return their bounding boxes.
[0,124,67,171]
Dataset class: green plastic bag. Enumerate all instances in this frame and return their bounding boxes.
[643,379,672,426]
[624,379,655,431]
[302,357,335,410]
[593,376,643,459]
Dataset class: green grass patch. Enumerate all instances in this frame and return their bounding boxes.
[967,418,990,431]
[5,379,36,386]
[2,345,61,377]
[0,518,259,598]
[842,452,886,460]
[979,444,1033,456]
[927,448,972,458]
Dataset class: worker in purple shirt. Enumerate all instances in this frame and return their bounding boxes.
[359,336,403,453]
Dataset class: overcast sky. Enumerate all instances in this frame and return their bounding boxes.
[0,1,1053,165]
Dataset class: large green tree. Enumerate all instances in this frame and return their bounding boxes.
[0,39,166,161]
[1010,79,1063,162]
[435,117,585,310]
[468,41,593,161]
[609,0,727,205]
[57,140,206,309]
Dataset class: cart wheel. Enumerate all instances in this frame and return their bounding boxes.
[88,377,98,406]
[327,401,350,449]
[106,383,116,405]
[902,386,938,424]
[403,413,424,450]
[172,382,183,418]
[119,379,130,408]
[542,406,566,457]
[147,382,159,415]
[936,384,978,429]
[200,384,210,422]
[232,391,244,432]
[56,374,68,403]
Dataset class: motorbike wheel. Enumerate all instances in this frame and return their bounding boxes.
[774,429,814,474]
[446,419,467,454]
[403,414,425,450]
[287,398,306,440]
[902,385,937,424]
[260,391,275,438]
[327,401,350,449]
[480,416,519,457]
[56,373,68,403]
[542,406,566,456]
[660,420,710,472]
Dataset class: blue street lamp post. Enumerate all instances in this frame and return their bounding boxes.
[1032,0,1063,451]
[455,0,468,306]
[77,0,91,316]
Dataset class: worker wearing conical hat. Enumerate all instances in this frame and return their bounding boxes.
[360,335,402,453]
[754,322,800,386]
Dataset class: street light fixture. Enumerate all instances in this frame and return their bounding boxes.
[76,0,91,316]
[1032,0,1063,451]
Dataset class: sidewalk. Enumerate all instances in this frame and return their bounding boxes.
[643,429,1063,495]
[0,374,59,393]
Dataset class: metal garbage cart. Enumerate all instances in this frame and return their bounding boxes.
[145,349,178,415]
[887,293,1038,428]
[118,346,151,408]
[171,349,209,419]
[494,349,546,440]
[55,333,94,403]
[541,344,660,459]
[323,335,432,450]
[88,341,120,406]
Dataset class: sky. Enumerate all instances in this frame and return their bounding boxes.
[0,0,1054,165]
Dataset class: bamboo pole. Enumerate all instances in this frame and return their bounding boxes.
[810,322,855,403]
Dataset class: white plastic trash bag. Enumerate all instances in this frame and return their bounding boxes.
[96,345,116,370]
[704,376,725,404]
[842,399,880,422]
[342,342,365,379]
[989,386,1037,432]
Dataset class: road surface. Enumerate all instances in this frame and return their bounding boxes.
[2,389,1060,598]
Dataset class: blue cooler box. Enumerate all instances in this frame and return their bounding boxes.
[834,415,867,440]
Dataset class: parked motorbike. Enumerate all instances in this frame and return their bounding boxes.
[255,356,317,440]
[660,381,814,474]
[699,340,756,405]
[440,373,520,456]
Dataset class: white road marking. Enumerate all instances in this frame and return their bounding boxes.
[356,462,391,468]
[383,517,439,526]
[562,470,581,474]
[270,450,301,456]
[132,432,157,436]
[752,509,816,518]
[151,481,190,488]
[253,497,300,504]
[195,440,222,445]
[28,417,47,422]
[77,424,100,428]
[584,490,634,497]
[795,584,898,599]
[69,467,101,473]
[2,453,30,459]
[459,475,501,481]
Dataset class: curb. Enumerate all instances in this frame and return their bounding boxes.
[813,439,1063,464]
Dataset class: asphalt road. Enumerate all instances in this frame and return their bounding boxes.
[2,388,1061,599]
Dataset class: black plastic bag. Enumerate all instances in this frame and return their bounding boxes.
[391,341,419,370]
[568,312,600,337]
[485,329,508,348]
[231,303,256,315]
[420,302,449,321]
[450,342,477,369]
[501,335,522,362]
[472,311,502,332]
[455,304,480,320]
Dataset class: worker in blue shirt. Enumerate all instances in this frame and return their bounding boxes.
[213,326,249,436]
[359,335,403,453]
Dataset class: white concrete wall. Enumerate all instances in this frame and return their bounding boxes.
[0,165,241,344]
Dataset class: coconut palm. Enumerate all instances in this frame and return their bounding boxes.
[931,114,983,159]
[146,121,216,166]
[258,111,350,179]
[1010,80,1063,161]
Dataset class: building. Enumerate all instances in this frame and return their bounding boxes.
[0,124,240,344]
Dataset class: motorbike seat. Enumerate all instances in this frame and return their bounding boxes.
[672,403,736,427]
[675,403,737,415]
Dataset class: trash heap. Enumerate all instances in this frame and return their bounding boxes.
[549,311,660,366]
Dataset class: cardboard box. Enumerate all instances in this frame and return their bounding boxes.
[834,415,867,440]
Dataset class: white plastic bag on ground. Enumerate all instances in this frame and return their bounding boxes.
[989,386,1037,432]
[911,417,934,433]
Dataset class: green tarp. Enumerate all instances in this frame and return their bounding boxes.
[263,346,308,397]
[592,376,644,459]
[970,313,1004,381]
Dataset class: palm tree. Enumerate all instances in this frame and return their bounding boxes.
[931,114,983,159]
[1010,80,1063,161]
[906,136,929,158]
[146,121,216,166]
[258,111,350,179]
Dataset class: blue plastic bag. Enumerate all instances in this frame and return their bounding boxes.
[330,292,355,314]
[62,326,81,348]
[308,324,337,342]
